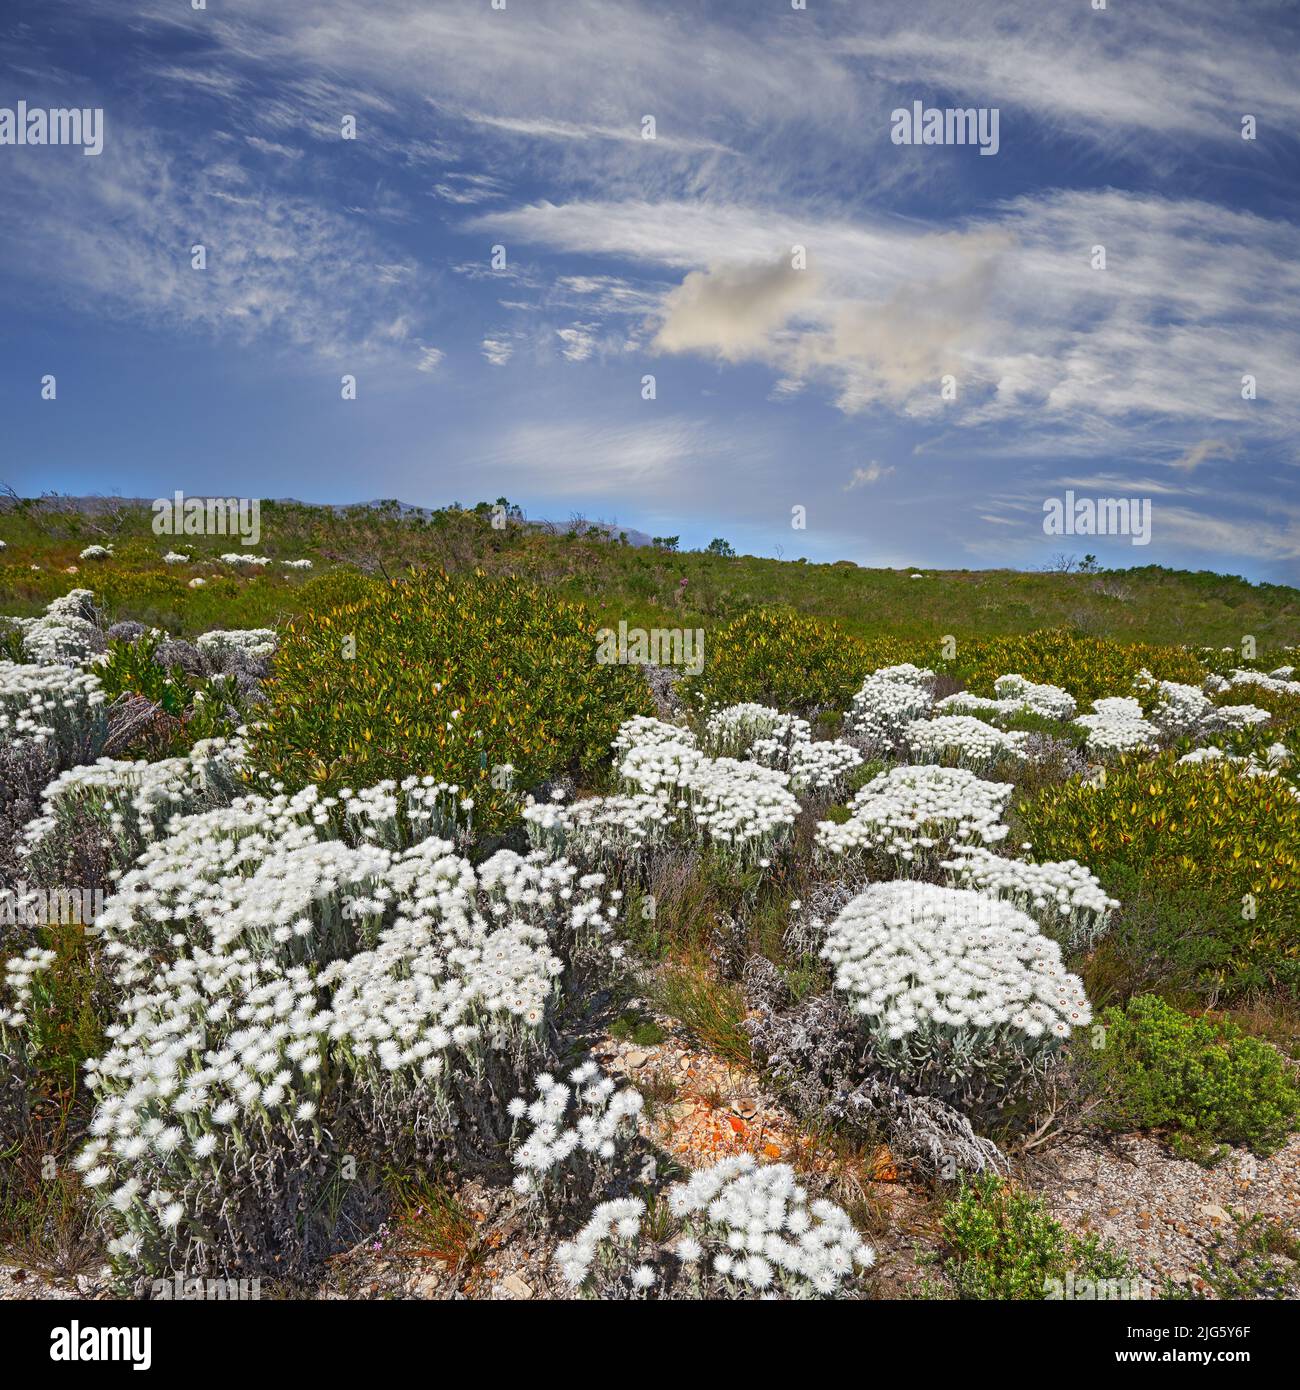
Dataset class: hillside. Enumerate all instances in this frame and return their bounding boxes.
[1,494,1297,650]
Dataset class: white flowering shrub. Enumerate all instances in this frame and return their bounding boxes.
[78,544,113,561]
[7,589,103,664]
[1176,743,1294,790]
[1073,697,1156,755]
[703,702,790,758]
[528,721,799,869]
[0,946,56,1034]
[21,737,246,882]
[0,947,57,1148]
[821,882,1091,1105]
[76,784,622,1281]
[904,714,1029,772]
[844,664,935,749]
[815,764,1012,874]
[610,715,696,754]
[282,559,313,570]
[508,1063,645,1204]
[0,660,107,761]
[554,1154,874,1299]
[703,702,862,793]
[937,674,1076,723]
[219,553,272,567]
[161,552,190,565]
[1210,703,1272,731]
[195,629,278,662]
[940,845,1119,952]
[1210,668,1300,699]
[524,790,672,865]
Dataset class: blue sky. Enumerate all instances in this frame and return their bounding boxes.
[2,0,1299,580]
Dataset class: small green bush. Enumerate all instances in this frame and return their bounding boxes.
[1090,994,1300,1161]
[608,1014,667,1047]
[941,1174,1134,1300]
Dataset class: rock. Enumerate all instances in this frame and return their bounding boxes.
[1198,1203,1231,1225]
[625,1050,649,1069]
[733,1097,758,1119]
[498,1273,533,1300]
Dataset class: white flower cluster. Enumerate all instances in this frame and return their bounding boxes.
[704,703,862,792]
[0,947,56,1031]
[941,845,1119,952]
[1210,703,1272,731]
[79,544,113,561]
[21,737,246,870]
[1073,696,1157,755]
[508,1063,645,1196]
[532,721,800,867]
[554,1198,647,1289]
[703,703,793,758]
[78,786,617,1274]
[219,553,272,567]
[904,714,1029,771]
[669,1156,874,1297]
[0,659,106,756]
[195,628,278,662]
[611,715,696,755]
[1207,668,1300,699]
[7,588,101,664]
[821,882,1091,1052]
[844,664,935,748]
[937,674,1076,723]
[621,742,799,858]
[162,552,190,565]
[523,789,673,863]
[282,559,313,570]
[552,1153,873,1299]
[815,764,1012,870]
[1177,743,1295,792]
[1140,673,1271,741]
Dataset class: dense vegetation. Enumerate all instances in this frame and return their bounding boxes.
[1,492,1298,1304]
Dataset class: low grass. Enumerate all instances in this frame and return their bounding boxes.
[655,953,752,1068]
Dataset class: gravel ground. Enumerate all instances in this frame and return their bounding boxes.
[0,1265,95,1300]
[1031,1132,1300,1295]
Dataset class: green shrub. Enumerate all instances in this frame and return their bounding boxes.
[939,628,1203,705]
[248,570,652,832]
[1075,864,1249,1002]
[941,1174,1134,1300]
[684,609,911,715]
[1019,753,1300,986]
[97,631,245,753]
[1090,995,1300,1161]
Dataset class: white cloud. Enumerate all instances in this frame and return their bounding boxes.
[555,324,597,362]
[1170,438,1238,472]
[0,126,425,365]
[845,462,895,490]
[244,135,303,160]
[415,346,445,373]
[477,190,1300,453]
[481,337,514,366]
